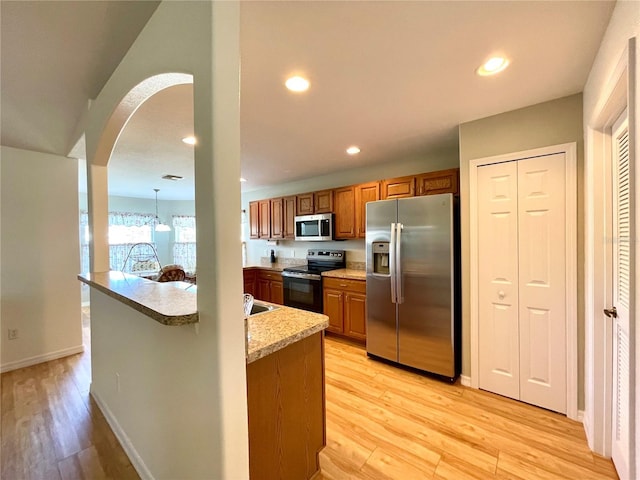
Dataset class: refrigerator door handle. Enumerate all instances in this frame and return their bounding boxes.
[396,223,403,304]
[389,222,397,303]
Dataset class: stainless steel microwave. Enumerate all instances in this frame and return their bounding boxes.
[294,214,333,241]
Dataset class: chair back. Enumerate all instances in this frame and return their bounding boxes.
[155,264,186,282]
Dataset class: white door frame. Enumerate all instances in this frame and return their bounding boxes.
[584,38,635,468]
[469,142,578,420]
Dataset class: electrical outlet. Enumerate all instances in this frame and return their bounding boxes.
[116,373,121,392]
[7,329,18,340]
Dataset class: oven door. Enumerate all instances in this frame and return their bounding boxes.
[282,273,323,313]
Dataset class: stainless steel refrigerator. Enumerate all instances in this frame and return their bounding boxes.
[366,193,460,380]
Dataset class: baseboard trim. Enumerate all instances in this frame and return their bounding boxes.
[90,385,154,480]
[460,375,471,387]
[1,344,84,373]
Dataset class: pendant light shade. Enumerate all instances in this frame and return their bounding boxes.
[153,189,171,232]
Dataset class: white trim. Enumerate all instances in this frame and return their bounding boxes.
[0,344,84,373]
[90,385,154,480]
[469,142,579,419]
[578,410,585,423]
[460,375,471,387]
[584,41,631,457]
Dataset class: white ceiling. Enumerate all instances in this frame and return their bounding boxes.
[2,1,615,200]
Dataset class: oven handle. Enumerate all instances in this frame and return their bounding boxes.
[282,271,322,281]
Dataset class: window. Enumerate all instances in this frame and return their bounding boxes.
[173,215,196,272]
[80,211,90,274]
[79,211,157,272]
[109,212,156,270]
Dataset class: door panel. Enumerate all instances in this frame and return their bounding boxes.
[611,110,631,478]
[397,194,455,377]
[478,161,520,399]
[518,154,566,413]
[366,199,398,361]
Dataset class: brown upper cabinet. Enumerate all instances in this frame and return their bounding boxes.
[297,193,314,215]
[355,181,380,238]
[381,175,416,199]
[258,199,271,239]
[283,196,296,239]
[416,168,459,196]
[249,168,458,240]
[249,201,260,239]
[270,198,284,239]
[333,186,356,239]
[297,190,333,215]
[314,190,334,213]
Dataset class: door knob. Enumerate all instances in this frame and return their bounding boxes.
[604,306,618,318]
[498,290,505,299]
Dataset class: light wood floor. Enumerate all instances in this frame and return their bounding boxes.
[1,308,139,480]
[2,311,618,479]
[318,336,618,480]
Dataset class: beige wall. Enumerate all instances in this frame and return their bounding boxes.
[0,146,82,371]
[459,93,585,407]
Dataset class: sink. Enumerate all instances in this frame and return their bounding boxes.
[250,301,278,316]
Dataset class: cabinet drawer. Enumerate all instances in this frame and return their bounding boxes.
[323,277,366,293]
[258,270,282,281]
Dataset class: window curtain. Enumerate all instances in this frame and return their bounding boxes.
[108,212,156,271]
[79,211,90,274]
[173,215,196,272]
[79,210,158,272]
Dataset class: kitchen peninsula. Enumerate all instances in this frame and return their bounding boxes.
[78,271,329,480]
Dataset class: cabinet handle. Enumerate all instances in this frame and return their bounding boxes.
[340,283,348,287]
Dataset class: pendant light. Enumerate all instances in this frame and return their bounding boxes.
[153,188,171,232]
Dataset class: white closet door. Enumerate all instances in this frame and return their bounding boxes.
[478,161,520,399]
[611,110,631,479]
[517,154,567,413]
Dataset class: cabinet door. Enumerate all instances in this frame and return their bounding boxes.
[355,181,380,238]
[258,200,271,239]
[243,270,256,296]
[270,280,284,305]
[345,292,367,341]
[314,190,334,213]
[333,186,356,239]
[297,193,314,215]
[381,175,416,199]
[416,169,459,196]
[323,289,344,334]
[249,201,260,239]
[283,196,296,239]
[257,278,271,302]
[271,198,284,239]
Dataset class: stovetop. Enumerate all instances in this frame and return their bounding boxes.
[283,249,346,275]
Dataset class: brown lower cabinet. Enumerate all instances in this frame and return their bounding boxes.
[255,269,284,304]
[247,332,325,480]
[323,277,366,342]
[243,269,257,297]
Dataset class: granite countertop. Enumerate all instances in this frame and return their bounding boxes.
[246,304,328,364]
[244,263,288,272]
[78,271,198,326]
[321,268,366,280]
[78,271,328,363]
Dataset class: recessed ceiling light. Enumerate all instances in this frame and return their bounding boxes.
[182,136,196,145]
[285,76,310,92]
[346,146,361,155]
[476,57,509,76]
[240,177,247,183]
